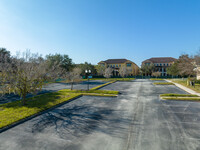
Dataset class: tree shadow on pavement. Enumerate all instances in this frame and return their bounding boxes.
[31,103,131,139]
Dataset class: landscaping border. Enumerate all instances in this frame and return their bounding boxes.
[153,82,174,85]
[90,80,117,90]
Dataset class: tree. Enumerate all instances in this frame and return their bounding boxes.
[166,62,179,76]
[76,62,96,75]
[193,50,200,66]
[151,71,161,78]
[0,51,60,105]
[64,67,82,90]
[0,48,11,63]
[141,63,155,76]
[177,54,195,77]
[95,65,106,76]
[46,53,73,72]
[104,67,113,78]
[119,66,127,77]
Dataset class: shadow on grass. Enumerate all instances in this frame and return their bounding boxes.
[1,92,68,109]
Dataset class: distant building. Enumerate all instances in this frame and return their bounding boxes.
[142,57,176,76]
[193,65,200,80]
[98,59,139,76]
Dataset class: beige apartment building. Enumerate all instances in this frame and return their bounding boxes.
[98,59,139,76]
[142,57,176,76]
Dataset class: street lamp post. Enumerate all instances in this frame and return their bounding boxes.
[85,69,91,90]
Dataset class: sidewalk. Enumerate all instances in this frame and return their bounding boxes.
[165,79,200,96]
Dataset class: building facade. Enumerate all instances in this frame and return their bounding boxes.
[142,57,176,76]
[98,59,139,76]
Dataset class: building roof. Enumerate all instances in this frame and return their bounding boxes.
[100,59,129,64]
[143,57,176,63]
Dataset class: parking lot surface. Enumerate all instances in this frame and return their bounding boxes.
[0,79,200,150]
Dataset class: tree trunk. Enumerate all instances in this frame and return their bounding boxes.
[71,82,74,90]
[22,94,26,105]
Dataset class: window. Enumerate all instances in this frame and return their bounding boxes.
[113,64,115,67]
[163,64,165,66]
[107,64,109,67]
[160,64,162,66]
[157,64,159,66]
[116,64,118,67]
[146,63,150,66]
[126,63,131,67]
[167,64,168,66]
[119,64,121,67]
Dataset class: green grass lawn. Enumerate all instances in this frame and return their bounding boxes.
[61,89,119,95]
[160,93,200,101]
[90,80,116,90]
[161,97,200,101]
[170,79,200,93]
[82,78,135,81]
[153,82,174,85]
[160,93,198,97]
[0,92,81,129]
[0,81,118,129]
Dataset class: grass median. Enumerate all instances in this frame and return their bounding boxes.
[154,82,174,85]
[0,81,118,130]
[82,78,135,82]
[160,93,198,97]
[160,93,200,101]
[90,80,116,90]
[150,78,164,81]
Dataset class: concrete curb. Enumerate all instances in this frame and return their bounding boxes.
[165,79,200,96]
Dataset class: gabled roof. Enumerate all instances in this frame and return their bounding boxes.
[143,57,176,63]
[100,59,129,64]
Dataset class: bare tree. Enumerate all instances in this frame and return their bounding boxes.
[95,65,106,76]
[119,66,127,78]
[178,54,195,77]
[64,67,82,90]
[151,71,161,78]
[104,67,113,78]
[0,51,60,105]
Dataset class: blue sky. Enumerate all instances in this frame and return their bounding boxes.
[0,0,200,66]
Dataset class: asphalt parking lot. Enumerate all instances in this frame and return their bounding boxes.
[0,79,200,150]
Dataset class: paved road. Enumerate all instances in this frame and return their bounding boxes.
[0,80,106,104]
[0,79,200,150]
